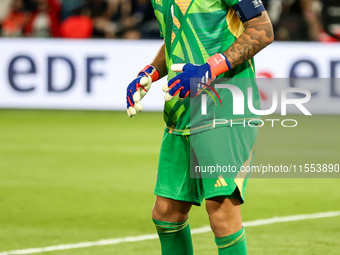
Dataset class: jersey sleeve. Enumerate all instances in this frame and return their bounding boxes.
[151,1,165,38]
[222,0,239,7]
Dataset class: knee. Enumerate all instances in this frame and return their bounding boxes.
[152,197,191,222]
[208,210,232,235]
[152,201,172,221]
[206,198,242,237]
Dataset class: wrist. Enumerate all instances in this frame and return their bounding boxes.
[139,65,160,82]
[207,53,232,77]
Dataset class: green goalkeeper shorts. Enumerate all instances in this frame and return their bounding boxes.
[154,125,258,206]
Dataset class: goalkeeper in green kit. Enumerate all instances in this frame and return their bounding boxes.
[126,0,274,254]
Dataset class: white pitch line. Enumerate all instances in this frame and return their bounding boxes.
[1,211,339,255]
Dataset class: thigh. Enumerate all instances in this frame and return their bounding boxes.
[191,125,258,203]
[154,131,204,206]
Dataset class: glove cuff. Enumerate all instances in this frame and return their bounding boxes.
[207,53,231,77]
[139,65,160,82]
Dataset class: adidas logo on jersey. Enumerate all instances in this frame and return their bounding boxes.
[214,175,228,187]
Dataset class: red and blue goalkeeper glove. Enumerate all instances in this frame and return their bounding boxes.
[126,65,160,117]
[162,53,231,101]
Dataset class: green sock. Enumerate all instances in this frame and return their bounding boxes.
[153,218,193,255]
[215,227,247,255]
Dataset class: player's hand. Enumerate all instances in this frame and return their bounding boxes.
[162,53,231,101]
[126,65,159,117]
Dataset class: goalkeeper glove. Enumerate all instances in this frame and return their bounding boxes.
[162,53,231,101]
[126,65,160,117]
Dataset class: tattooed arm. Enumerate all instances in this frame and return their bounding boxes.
[223,11,274,69]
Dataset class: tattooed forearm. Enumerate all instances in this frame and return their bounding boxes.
[224,11,274,69]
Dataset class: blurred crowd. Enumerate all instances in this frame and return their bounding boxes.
[0,0,160,39]
[0,0,339,41]
[264,0,340,42]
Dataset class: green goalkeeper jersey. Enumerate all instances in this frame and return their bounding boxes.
[151,0,261,135]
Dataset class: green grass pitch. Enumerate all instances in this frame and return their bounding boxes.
[0,109,339,254]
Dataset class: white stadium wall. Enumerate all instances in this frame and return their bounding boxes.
[0,39,340,114]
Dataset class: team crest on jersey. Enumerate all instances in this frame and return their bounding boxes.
[252,0,263,8]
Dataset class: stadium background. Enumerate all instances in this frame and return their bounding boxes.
[0,0,340,254]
